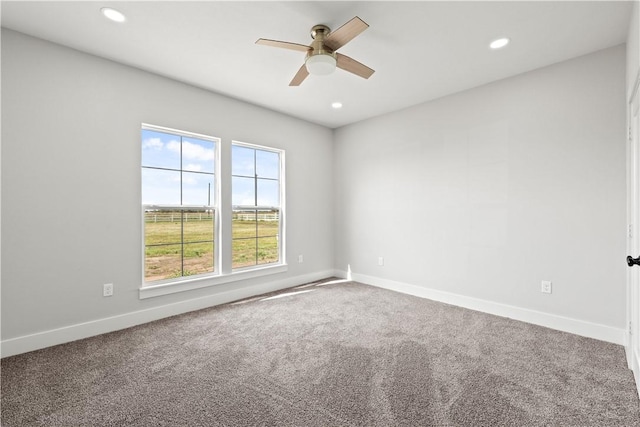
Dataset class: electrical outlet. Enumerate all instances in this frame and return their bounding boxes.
[298,254,304,263]
[378,257,384,266]
[541,280,552,294]
[103,283,114,297]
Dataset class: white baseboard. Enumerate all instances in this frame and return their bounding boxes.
[1,270,335,358]
[4,270,627,358]
[631,346,640,398]
[335,270,626,346]
[627,334,640,397]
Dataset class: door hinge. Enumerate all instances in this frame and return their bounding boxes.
[629,224,633,238]
[630,321,633,335]
[630,127,634,141]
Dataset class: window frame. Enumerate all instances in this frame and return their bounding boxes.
[231,140,285,271]
[141,123,221,286]
[139,127,287,300]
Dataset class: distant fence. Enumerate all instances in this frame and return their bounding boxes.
[145,211,279,222]
[233,213,279,222]
[145,212,214,223]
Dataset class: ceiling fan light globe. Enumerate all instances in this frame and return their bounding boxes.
[305,54,336,76]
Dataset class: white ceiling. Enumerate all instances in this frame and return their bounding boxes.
[1,1,633,129]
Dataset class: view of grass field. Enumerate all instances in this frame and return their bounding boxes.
[144,211,279,282]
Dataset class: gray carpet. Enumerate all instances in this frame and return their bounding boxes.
[2,279,639,426]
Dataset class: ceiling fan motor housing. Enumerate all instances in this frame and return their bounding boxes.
[306,25,337,75]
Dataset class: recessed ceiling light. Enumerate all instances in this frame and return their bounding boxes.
[331,102,343,109]
[101,7,126,23]
[489,37,510,50]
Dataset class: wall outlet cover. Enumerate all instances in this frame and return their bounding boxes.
[103,283,114,297]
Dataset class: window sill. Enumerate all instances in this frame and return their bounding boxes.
[139,264,288,299]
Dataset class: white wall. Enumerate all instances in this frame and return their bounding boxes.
[1,30,334,354]
[628,1,639,100]
[334,46,627,339]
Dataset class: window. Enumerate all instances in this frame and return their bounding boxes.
[141,125,218,283]
[140,125,286,294]
[232,143,283,269]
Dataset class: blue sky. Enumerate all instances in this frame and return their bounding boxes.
[232,145,279,207]
[142,129,279,207]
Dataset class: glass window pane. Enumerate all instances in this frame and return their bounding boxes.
[257,237,279,265]
[232,176,255,206]
[233,210,256,238]
[182,172,214,205]
[183,211,214,243]
[257,179,279,206]
[182,137,215,173]
[256,150,279,179]
[144,210,182,246]
[233,238,257,269]
[145,244,182,282]
[141,129,180,169]
[232,145,255,177]
[183,242,214,276]
[142,126,222,283]
[142,168,180,205]
[257,211,279,237]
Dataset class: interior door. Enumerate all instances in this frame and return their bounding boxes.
[627,77,640,383]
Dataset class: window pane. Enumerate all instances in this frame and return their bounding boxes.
[145,244,182,282]
[182,172,214,205]
[142,168,180,205]
[257,237,279,265]
[256,150,279,179]
[257,211,279,237]
[233,210,256,238]
[142,126,221,284]
[233,238,257,269]
[144,211,182,246]
[183,242,214,276]
[141,129,180,169]
[232,145,255,177]
[183,211,214,243]
[257,179,279,206]
[232,176,255,206]
[182,137,215,173]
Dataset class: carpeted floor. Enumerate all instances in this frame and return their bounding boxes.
[2,279,639,426]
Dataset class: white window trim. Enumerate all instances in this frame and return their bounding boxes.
[139,263,288,299]
[141,123,221,291]
[142,122,219,144]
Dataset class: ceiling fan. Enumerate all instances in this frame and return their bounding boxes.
[256,16,375,86]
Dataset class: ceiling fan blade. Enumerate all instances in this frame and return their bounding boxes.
[324,16,369,51]
[336,53,375,79]
[256,38,310,52]
[289,64,309,86]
